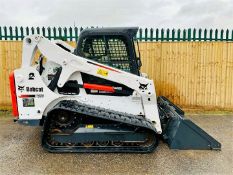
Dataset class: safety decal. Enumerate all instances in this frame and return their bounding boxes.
[85,125,94,129]
[48,74,55,80]
[97,68,108,77]
[23,98,35,107]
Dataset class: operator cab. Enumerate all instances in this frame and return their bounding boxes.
[72,27,142,96]
[74,27,141,75]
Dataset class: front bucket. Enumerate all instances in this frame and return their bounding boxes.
[158,96,221,150]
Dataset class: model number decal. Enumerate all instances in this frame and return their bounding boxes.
[28,73,35,80]
[97,68,108,77]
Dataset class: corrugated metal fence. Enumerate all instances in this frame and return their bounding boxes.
[1,41,233,111]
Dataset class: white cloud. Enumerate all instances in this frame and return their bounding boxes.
[0,0,232,29]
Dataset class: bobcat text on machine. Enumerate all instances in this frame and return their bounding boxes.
[9,27,221,153]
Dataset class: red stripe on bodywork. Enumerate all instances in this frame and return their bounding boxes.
[87,61,121,73]
[97,64,121,73]
[9,72,19,117]
[19,95,29,98]
[83,83,115,93]
[18,95,35,98]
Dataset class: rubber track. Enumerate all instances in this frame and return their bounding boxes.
[42,100,159,153]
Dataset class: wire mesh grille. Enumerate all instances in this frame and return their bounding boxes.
[81,36,131,72]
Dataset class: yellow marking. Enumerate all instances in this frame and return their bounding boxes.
[97,68,108,77]
[85,125,94,129]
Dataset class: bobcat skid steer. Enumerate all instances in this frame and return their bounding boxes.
[9,27,221,153]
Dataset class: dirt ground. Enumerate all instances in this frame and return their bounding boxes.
[0,112,232,175]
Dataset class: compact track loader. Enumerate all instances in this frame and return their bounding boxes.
[9,27,221,153]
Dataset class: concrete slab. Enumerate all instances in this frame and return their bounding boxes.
[0,113,232,175]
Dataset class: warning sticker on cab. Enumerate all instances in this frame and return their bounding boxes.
[97,68,108,77]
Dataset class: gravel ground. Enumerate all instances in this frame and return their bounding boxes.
[0,113,232,175]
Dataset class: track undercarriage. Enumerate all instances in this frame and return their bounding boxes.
[42,97,221,153]
[42,100,159,153]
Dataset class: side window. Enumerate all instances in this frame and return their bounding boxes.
[80,35,131,73]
